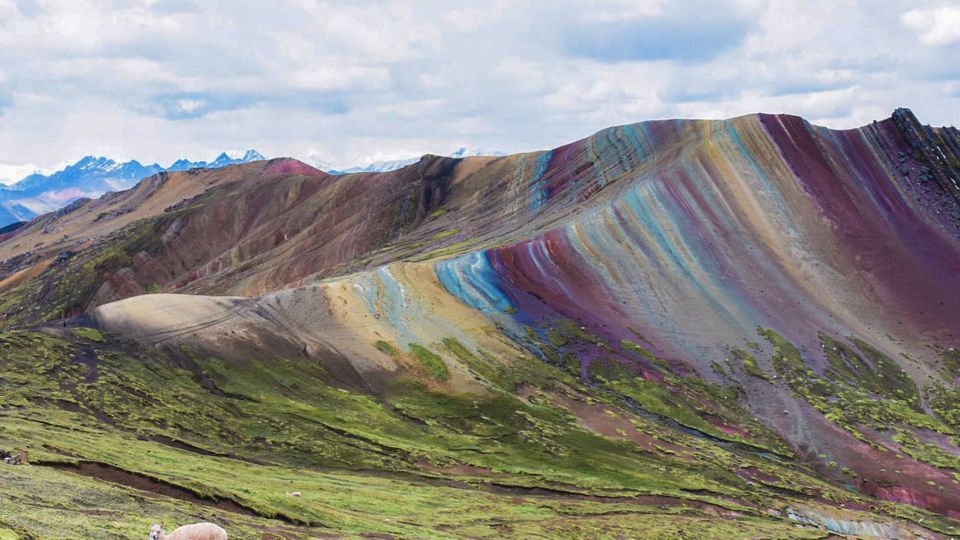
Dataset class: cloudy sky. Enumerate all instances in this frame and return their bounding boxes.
[0,0,958,171]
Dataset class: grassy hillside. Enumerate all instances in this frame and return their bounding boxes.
[0,328,954,538]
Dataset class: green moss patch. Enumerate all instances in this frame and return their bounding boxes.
[430,228,460,241]
[732,347,769,381]
[757,327,950,459]
[71,327,105,343]
[408,343,450,381]
[375,340,397,355]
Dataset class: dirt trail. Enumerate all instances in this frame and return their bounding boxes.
[40,461,276,520]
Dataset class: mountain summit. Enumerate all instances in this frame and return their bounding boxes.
[0,150,266,226]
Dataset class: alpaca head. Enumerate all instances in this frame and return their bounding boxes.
[149,523,164,540]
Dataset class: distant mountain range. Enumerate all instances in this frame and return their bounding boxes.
[0,147,505,227]
[0,150,265,226]
[317,147,506,174]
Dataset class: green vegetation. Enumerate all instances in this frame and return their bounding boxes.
[1,328,940,537]
[757,327,956,469]
[0,323,954,538]
[941,346,960,377]
[820,334,919,403]
[428,207,448,219]
[893,430,960,471]
[732,346,769,381]
[71,327,104,342]
[530,321,790,455]
[441,337,498,381]
[430,228,460,241]
[408,343,450,380]
[407,238,480,262]
[620,339,667,368]
[928,383,960,430]
[374,339,397,355]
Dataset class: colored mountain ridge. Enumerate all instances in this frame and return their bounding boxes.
[0,150,266,227]
[0,108,959,538]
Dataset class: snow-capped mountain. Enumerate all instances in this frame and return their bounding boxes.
[325,157,420,175]
[170,150,266,172]
[447,147,505,159]
[0,150,266,227]
[319,147,505,175]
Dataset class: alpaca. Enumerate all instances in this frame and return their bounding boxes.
[149,522,227,540]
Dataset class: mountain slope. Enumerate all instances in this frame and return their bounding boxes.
[1,326,871,539]
[0,150,266,226]
[1,108,960,538]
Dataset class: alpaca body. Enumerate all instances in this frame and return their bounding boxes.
[150,522,227,540]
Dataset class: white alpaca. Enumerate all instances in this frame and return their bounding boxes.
[149,522,227,540]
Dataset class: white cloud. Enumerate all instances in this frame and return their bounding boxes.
[577,0,666,22]
[901,5,960,46]
[175,99,204,114]
[443,4,508,31]
[492,58,547,94]
[0,162,51,185]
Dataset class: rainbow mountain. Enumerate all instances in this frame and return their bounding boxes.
[0,108,959,538]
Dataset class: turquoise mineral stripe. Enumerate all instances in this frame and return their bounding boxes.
[434,251,514,315]
[621,123,651,162]
[528,150,552,210]
[372,266,417,342]
[352,273,380,317]
[621,181,740,324]
[724,120,797,239]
